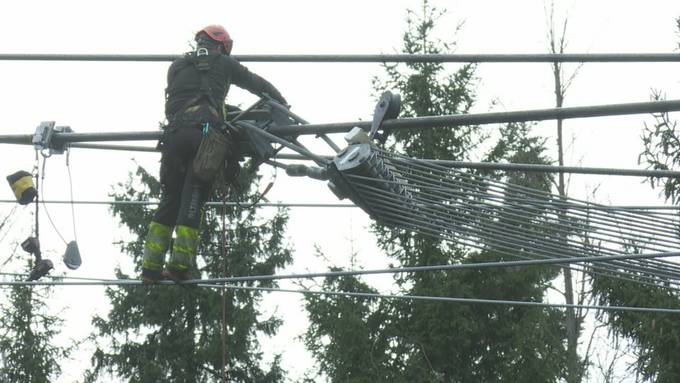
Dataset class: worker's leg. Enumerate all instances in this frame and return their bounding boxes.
[141,129,186,282]
[166,128,211,280]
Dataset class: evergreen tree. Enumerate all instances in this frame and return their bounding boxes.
[304,1,568,381]
[591,18,680,377]
[0,260,67,382]
[85,165,292,382]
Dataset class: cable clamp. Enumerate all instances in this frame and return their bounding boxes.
[33,121,73,156]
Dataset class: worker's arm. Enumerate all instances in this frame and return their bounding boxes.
[225,56,288,106]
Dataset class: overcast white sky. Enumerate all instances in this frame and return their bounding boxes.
[2,0,680,381]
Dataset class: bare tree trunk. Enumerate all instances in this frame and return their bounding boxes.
[554,65,580,383]
[546,2,583,382]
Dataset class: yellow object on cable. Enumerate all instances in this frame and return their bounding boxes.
[6,170,37,205]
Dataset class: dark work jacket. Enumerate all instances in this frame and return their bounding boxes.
[164,51,286,121]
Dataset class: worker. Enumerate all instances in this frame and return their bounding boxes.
[141,25,288,283]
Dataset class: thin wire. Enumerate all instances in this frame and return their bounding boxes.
[336,158,677,286]
[354,178,680,277]
[350,175,680,279]
[386,153,680,236]
[39,157,68,245]
[220,284,680,315]
[369,208,680,291]
[0,210,20,245]
[0,205,19,244]
[3,251,678,286]
[66,149,78,243]
[378,154,678,260]
[4,52,680,63]
[0,199,357,208]
[0,274,677,314]
[0,205,18,232]
[386,156,680,275]
[0,243,20,269]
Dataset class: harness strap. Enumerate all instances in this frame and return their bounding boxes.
[168,52,224,123]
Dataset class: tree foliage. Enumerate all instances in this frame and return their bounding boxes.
[595,19,680,381]
[304,1,569,381]
[85,165,292,382]
[0,261,66,383]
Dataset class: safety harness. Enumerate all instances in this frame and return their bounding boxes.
[166,49,227,124]
[165,49,239,184]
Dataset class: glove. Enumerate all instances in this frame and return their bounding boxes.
[262,91,288,108]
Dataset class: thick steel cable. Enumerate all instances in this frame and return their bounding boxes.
[270,100,680,136]
[3,53,680,63]
[26,139,680,181]
[2,102,680,142]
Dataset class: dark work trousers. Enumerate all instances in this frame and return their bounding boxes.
[153,126,212,229]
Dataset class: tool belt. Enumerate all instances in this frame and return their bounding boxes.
[193,123,237,184]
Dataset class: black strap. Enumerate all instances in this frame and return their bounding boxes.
[168,52,223,122]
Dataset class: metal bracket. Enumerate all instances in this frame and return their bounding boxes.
[33,121,73,156]
[368,91,401,144]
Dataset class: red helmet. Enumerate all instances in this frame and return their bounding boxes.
[196,25,233,55]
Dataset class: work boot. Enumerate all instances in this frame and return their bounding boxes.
[166,225,200,283]
[141,221,173,284]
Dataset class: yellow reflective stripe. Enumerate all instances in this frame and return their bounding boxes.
[142,259,163,270]
[169,225,199,270]
[175,225,199,241]
[11,176,34,200]
[147,233,169,246]
[149,221,173,236]
[172,243,195,256]
[146,241,166,253]
[167,260,190,271]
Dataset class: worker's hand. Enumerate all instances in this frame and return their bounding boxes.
[262,92,288,108]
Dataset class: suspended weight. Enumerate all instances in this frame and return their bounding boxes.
[63,240,82,270]
[6,170,37,205]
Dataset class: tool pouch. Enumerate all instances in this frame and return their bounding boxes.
[193,125,230,183]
